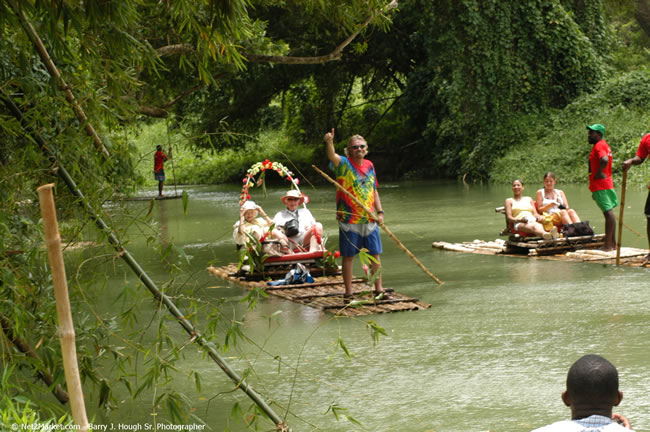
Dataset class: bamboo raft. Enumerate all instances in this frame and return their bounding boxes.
[432,238,649,267]
[504,233,606,256]
[208,264,431,316]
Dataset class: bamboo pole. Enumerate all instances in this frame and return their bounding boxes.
[37,184,89,432]
[616,170,628,266]
[7,0,110,159]
[2,94,288,431]
[312,165,443,285]
[165,118,179,196]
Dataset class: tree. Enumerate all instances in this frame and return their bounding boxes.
[400,0,607,179]
[0,0,399,427]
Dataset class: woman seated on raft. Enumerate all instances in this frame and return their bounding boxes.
[505,179,557,240]
[535,171,581,226]
[233,200,293,254]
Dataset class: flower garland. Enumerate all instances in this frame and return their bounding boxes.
[240,159,300,204]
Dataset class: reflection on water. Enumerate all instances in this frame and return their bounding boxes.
[94,182,649,432]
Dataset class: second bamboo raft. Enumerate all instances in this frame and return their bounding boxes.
[432,239,649,267]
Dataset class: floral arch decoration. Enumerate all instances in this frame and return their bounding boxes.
[239,159,304,205]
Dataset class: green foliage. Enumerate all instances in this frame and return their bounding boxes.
[336,336,352,358]
[324,403,363,427]
[357,248,381,287]
[490,69,650,185]
[320,249,341,272]
[604,0,650,72]
[403,0,608,179]
[0,394,71,430]
[236,227,275,275]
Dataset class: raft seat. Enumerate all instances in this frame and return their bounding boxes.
[264,250,325,266]
[495,204,563,239]
[495,206,535,239]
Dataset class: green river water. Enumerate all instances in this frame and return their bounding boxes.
[84,180,649,432]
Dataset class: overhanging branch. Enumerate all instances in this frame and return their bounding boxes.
[126,84,203,118]
[155,0,398,65]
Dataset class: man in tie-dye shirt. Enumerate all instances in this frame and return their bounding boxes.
[325,128,391,301]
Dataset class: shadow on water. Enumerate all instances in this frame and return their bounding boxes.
[90,181,649,431]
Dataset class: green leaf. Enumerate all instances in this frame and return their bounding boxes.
[182,189,189,215]
[193,371,202,393]
[366,320,388,345]
[337,337,352,358]
[98,379,111,408]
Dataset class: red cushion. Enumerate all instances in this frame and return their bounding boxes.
[508,222,534,238]
[264,250,324,263]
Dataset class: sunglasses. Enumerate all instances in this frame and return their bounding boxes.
[286,197,300,201]
[350,144,366,150]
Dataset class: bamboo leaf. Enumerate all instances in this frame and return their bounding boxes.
[337,337,352,358]
[366,320,388,345]
[98,379,111,408]
[146,198,155,217]
[193,371,201,393]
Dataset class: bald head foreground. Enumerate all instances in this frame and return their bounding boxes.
[532,355,632,431]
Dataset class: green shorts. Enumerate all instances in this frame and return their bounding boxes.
[592,189,619,212]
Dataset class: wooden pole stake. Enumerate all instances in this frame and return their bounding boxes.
[616,170,628,266]
[312,165,443,284]
[166,118,179,197]
[37,184,89,431]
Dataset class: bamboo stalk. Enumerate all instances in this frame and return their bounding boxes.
[312,165,443,285]
[616,170,628,266]
[7,0,110,159]
[3,94,287,430]
[37,184,89,432]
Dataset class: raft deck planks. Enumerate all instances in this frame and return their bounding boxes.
[432,239,649,267]
[208,264,431,316]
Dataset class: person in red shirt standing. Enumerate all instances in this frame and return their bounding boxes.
[622,133,650,264]
[587,124,618,251]
[154,145,171,197]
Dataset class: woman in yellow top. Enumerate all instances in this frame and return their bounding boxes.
[505,179,556,239]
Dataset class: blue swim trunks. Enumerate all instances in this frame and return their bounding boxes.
[154,169,165,182]
[338,224,383,256]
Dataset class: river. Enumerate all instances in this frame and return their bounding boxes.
[86,180,650,432]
